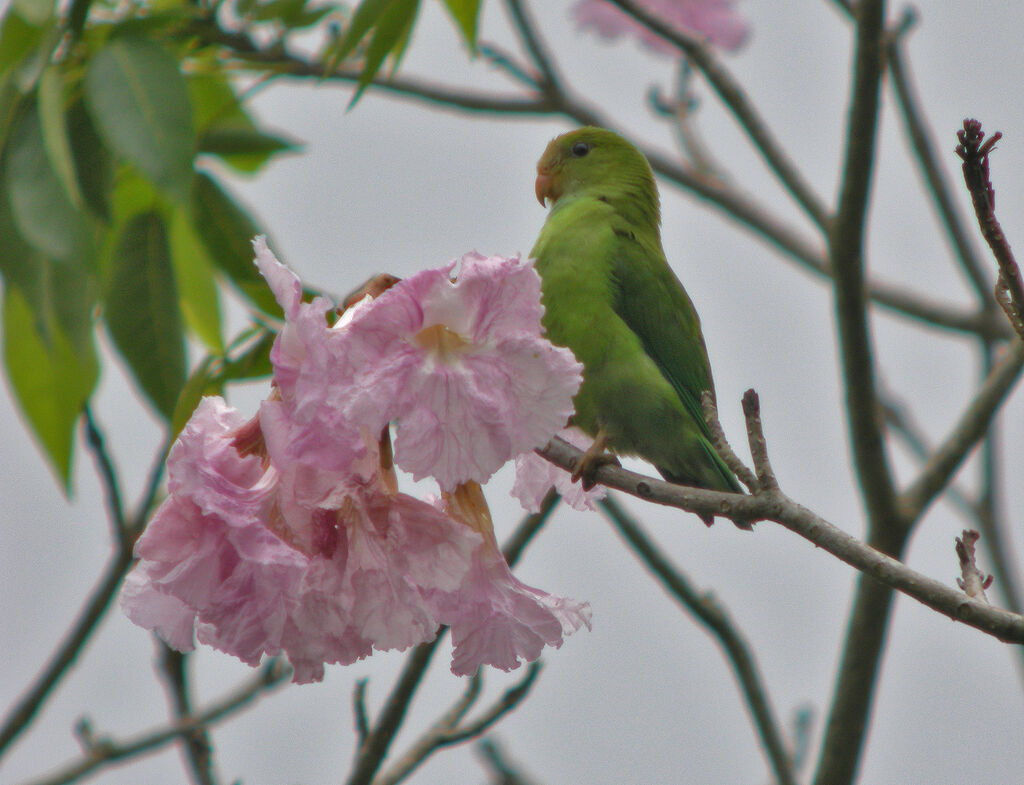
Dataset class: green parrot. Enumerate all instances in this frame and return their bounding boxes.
[531,126,745,523]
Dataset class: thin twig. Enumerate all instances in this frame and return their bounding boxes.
[537,437,1024,644]
[501,0,563,93]
[476,738,542,785]
[0,545,135,757]
[741,390,778,491]
[898,339,1024,521]
[353,679,370,743]
[345,498,561,785]
[599,496,797,785]
[604,0,831,231]
[18,660,290,785]
[701,391,758,491]
[83,407,127,541]
[192,20,1006,342]
[156,645,218,785]
[956,119,1024,340]
[373,665,543,785]
[886,16,992,303]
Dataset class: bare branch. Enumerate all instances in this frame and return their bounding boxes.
[956,119,1024,340]
[886,14,993,303]
[701,391,758,492]
[599,496,797,785]
[345,498,561,785]
[476,738,543,785]
[373,665,542,785]
[156,645,218,785]
[830,0,899,533]
[83,407,127,542]
[501,0,563,93]
[741,390,778,492]
[815,6,901,776]
[0,546,134,758]
[899,339,1024,521]
[537,437,1024,644]
[17,660,290,785]
[353,679,370,744]
[604,0,832,231]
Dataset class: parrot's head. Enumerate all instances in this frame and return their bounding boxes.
[535,127,659,221]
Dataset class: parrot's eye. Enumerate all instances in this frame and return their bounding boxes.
[570,141,591,158]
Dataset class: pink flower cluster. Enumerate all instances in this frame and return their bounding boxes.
[121,238,591,681]
[573,0,749,54]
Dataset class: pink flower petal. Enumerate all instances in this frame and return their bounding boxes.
[573,0,749,54]
[512,428,607,512]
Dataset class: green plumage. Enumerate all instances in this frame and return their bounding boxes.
[531,127,742,499]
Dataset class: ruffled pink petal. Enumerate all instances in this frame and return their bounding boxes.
[512,428,607,512]
[428,518,591,676]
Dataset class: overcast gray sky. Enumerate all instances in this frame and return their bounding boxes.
[3,2,1024,784]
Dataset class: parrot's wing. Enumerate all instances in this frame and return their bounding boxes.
[610,233,716,441]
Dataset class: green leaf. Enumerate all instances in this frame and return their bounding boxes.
[5,100,92,262]
[350,0,419,104]
[169,206,223,351]
[169,353,221,440]
[325,0,419,104]
[441,0,481,50]
[191,172,280,317]
[0,7,45,78]
[190,73,299,173]
[220,325,274,382]
[198,127,299,173]
[3,274,98,492]
[38,64,84,208]
[67,96,113,221]
[105,210,186,419]
[84,36,194,204]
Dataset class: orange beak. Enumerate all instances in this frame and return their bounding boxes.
[535,171,554,206]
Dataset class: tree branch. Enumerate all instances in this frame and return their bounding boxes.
[373,664,543,785]
[537,436,1024,644]
[17,660,290,785]
[604,0,832,231]
[0,545,134,758]
[156,645,218,785]
[345,496,562,785]
[886,16,992,304]
[599,495,797,785]
[898,339,1024,521]
[830,0,899,534]
[956,119,1024,340]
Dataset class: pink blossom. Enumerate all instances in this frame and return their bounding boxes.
[340,253,584,490]
[430,485,592,676]
[121,397,481,683]
[122,242,590,681]
[512,428,607,513]
[573,0,749,54]
[253,240,583,492]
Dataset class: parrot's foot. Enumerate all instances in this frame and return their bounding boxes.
[571,430,619,491]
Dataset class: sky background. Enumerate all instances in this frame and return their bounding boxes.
[3,2,1024,784]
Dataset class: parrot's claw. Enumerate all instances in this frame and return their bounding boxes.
[571,430,619,491]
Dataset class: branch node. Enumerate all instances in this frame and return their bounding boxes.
[955,529,992,603]
[701,391,759,491]
[741,389,780,491]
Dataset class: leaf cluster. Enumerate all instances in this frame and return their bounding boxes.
[0,0,307,490]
